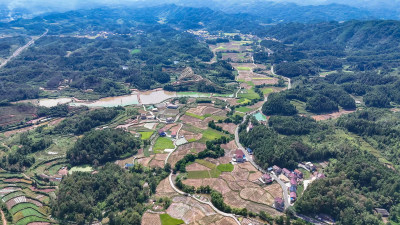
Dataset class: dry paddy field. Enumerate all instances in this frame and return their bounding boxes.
[167,196,237,225]
[168,142,206,167]
[142,212,162,225]
[312,110,356,121]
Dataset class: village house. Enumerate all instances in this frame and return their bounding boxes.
[234,149,246,163]
[290,178,297,187]
[290,192,297,203]
[246,147,253,155]
[273,165,282,175]
[166,117,174,123]
[262,174,273,184]
[274,197,284,211]
[305,162,317,171]
[294,169,303,178]
[290,185,297,193]
[152,108,158,112]
[282,168,291,178]
[167,104,179,109]
[140,113,147,120]
[374,208,389,218]
[316,173,326,179]
[171,131,177,138]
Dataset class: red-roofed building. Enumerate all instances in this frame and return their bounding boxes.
[282,168,291,177]
[234,149,245,163]
[317,173,326,179]
[171,131,177,138]
[290,178,297,186]
[262,174,272,183]
[274,197,284,211]
[294,169,303,178]
[290,192,297,203]
[273,165,282,175]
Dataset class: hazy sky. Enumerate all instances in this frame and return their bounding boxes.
[1,0,400,13]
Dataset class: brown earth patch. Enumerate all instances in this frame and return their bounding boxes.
[181,115,202,125]
[137,157,152,167]
[187,106,208,115]
[141,212,162,225]
[213,217,237,225]
[218,123,236,134]
[186,163,210,171]
[202,107,222,115]
[312,110,355,121]
[238,162,258,172]
[115,156,136,168]
[154,153,168,161]
[223,191,247,208]
[248,171,263,182]
[155,177,176,197]
[264,182,283,199]
[168,143,205,167]
[149,159,164,168]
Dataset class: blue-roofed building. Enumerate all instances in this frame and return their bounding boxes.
[246,148,253,155]
[125,163,134,169]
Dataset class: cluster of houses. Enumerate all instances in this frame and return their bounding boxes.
[140,112,156,120]
[272,164,325,204]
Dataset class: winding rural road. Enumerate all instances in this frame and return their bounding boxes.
[234,65,293,210]
[0,209,6,225]
[159,114,241,224]
[0,30,48,69]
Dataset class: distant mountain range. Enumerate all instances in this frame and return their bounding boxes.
[0,0,399,23]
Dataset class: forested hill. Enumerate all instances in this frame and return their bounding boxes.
[1,5,259,35]
[262,20,400,53]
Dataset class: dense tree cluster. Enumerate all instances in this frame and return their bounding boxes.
[268,116,317,135]
[53,163,169,225]
[296,149,400,225]
[174,136,229,173]
[67,129,140,166]
[262,93,297,116]
[54,108,121,135]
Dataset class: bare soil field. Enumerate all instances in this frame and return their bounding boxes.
[238,162,258,172]
[264,182,283,199]
[312,110,356,121]
[137,157,152,167]
[187,105,208,115]
[179,129,202,142]
[248,171,263,182]
[183,178,231,195]
[168,143,206,166]
[221,140,238,152]
[181,115,202,124]
[167,196,229,224]
[211,217,237,225]
[154,154,168,161]
[203,106,223,116]
[163,123,178,132]
[218,123,236,134]
[222,52,252,62]
[141,212,162,225]
[155,178,176,197]
[186,163,210,171]
[149,159,164,168]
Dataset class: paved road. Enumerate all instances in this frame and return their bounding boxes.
[0,30,48,69]
[163,122,241,224]
[0,208,6,225]
[271,65,291,90]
